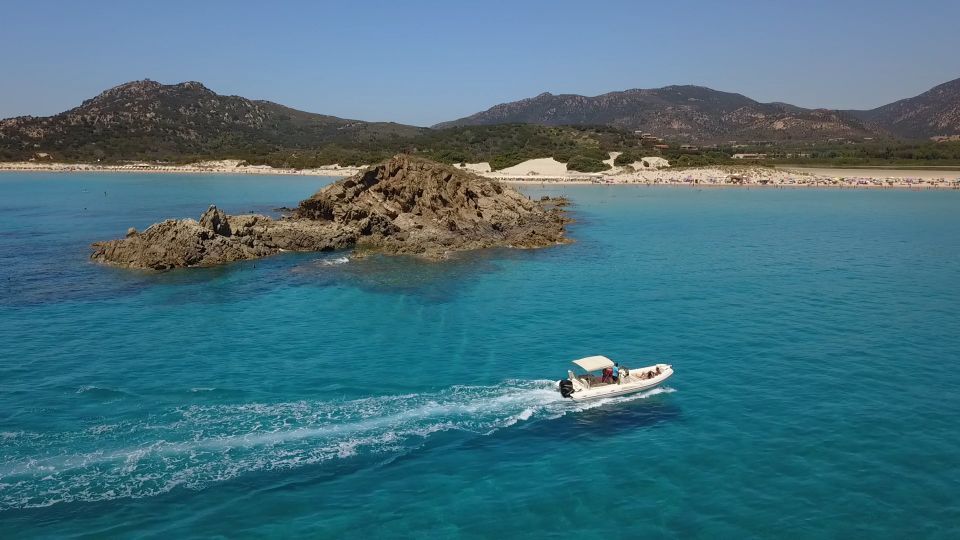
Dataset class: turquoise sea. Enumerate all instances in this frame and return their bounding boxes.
[1,173,959,538]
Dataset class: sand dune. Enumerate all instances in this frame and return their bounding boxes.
[495,158,569,176]
[603,152,621,169]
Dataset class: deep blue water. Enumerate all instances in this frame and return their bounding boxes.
[1,173,959,539]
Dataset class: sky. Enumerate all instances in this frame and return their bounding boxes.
[1,0,958,127]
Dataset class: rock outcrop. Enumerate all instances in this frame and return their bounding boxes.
[90,155,570,270]
[91,206,354,270]
[296,154,569,258]
[198,205,232,237]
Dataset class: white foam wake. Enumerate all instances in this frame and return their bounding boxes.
[320,256,349,266]
[0,381,674,510]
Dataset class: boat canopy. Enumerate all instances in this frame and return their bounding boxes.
[572,355,615,372]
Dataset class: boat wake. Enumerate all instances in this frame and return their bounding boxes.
[319,256,350,266]
[0,381,674,510]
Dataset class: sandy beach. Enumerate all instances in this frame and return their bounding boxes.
[485,155,960,189]
[0,159,365,177]
[489,159,960,189]
[777,166,960,180]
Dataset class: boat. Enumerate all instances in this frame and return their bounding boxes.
[557,355,673,401]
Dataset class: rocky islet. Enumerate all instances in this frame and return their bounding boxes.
[90,155,571,270]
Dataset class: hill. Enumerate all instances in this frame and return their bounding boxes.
[848,77,960,139]
[0,80,643,169]
[436,80,960,141]
[434,85,874,141]
[3,78,959,168]
[0,80,425,162]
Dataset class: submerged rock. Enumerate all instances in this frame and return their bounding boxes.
[91,155,570,270]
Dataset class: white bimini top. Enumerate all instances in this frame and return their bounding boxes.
[572,355,615,372]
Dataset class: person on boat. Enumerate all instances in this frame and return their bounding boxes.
[612,362,620,384]
[655,366,662,375]
[601,367,613,384]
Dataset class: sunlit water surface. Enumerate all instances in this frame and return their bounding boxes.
[1,173,958,538]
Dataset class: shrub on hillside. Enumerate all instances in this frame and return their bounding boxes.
[566,155,611,172]
[489,153,527,171]
[614,151,643,166]
[671,152,733,167]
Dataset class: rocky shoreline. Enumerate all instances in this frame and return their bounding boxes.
[90,155,571,270]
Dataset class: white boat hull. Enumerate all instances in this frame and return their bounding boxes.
[563,363,673,401]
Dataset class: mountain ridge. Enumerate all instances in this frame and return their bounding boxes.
[0,79,425,162]
[844,77,960,139]
[2,77,959,164]
[435,78,960,141]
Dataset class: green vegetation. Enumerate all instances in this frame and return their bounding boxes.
[392,124,625,169]
[613,152,637,166]
[667,152,736,167]
[176,124,641,170]
[566,155,611,172]
[772,140,960,166]
[656,141,960,169]
[0,115,649,169]
[4,79,959,170]
[4,104,960,171]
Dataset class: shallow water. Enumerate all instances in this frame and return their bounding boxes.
[1,173,959,538]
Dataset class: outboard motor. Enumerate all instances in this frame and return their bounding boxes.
[559,379,575,398]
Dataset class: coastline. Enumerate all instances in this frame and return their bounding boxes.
[493,165,960,189]
[0,160,364,177]
[3,160,960,189]
[775,166,960,180]
[498,179,959,189]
